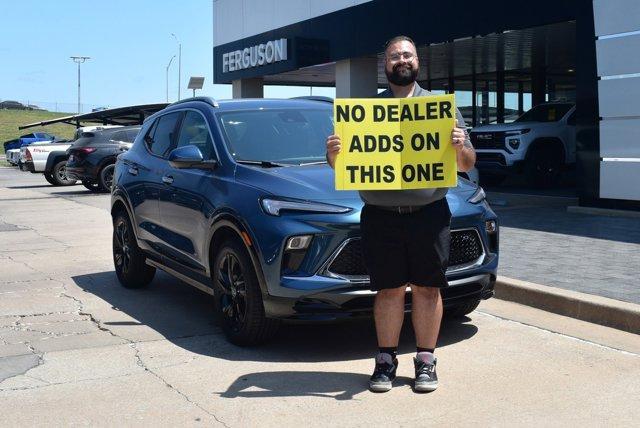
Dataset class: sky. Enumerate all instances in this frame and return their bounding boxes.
[0,0,333,113]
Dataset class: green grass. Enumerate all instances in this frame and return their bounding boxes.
[0,109,76,154]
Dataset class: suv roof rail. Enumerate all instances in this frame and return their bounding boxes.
[169,97,219,108]
[291,95,334,103]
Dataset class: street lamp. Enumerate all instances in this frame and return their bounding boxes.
[171,33,182,100]
[165,55,176,102]
[70,56,90,114]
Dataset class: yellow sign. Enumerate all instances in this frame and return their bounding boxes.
[334,95,458,190]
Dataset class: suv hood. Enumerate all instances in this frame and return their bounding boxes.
[471,122,538,132]
[235,163,478,208]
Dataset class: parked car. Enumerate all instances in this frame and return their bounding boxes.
[3,138,21,153]
[20,126,122,186]
[20,140,76,185]
[6,149,21,165]
[4,132,56,152]
[66,126,141,192]
[111,97,499,346]
[470,102,575,187]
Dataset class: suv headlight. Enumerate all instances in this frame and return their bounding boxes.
[261,197,352,216]
[505,128,530,136]
[467,187,486,204]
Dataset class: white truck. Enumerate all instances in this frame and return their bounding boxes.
[6,149,21,165]
[469,102,576,187]
[20,125,122,186]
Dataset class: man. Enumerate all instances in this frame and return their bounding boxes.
[326,35,476,393]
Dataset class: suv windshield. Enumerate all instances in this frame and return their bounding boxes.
[217,108,333,165]
[515,103,573,123]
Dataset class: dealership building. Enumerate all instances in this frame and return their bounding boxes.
[212,0,640,210]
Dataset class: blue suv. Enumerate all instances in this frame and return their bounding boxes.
[111,97,499,345]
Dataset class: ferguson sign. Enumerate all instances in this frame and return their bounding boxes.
[222,38,288,73]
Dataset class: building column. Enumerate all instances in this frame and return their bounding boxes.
[232,77,264,99]
[518,81,524,115]
[481,81,490,124]
[335,57,377,98]
[471,37,477,127]
[531,28,547,106]
[496,33,505,123]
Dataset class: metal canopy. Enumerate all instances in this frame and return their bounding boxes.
[262,21,576,90]
[18,103,169,130]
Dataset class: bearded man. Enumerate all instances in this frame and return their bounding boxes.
[326,35,476,392]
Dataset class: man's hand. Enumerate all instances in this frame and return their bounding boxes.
[326,134,341,169]
[451,120,476,172]
[451,120,466,154]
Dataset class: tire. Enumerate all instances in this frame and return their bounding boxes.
[112,212,155,289]
[82,181,101,192]
[98,164,115,193]
[44,173,56,185]
[524,145,562,188]
[212,238,279,346]
[445,300,481,319]
[51,160,78,186]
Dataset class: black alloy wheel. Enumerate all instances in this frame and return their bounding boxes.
[217,251,248,332]
[99,164,115,192]
[213,239,279,346]
[51,160,77,186]
[112,212,155,288]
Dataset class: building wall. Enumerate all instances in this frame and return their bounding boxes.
[593,0,640,202]
[212,0,372,47]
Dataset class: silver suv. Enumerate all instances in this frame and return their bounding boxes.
[470,102,575,187]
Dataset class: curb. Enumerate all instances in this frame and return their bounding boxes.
[494,276,640,335]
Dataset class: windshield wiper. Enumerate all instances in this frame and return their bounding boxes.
[299,160,327,166]
[236,159,288,168]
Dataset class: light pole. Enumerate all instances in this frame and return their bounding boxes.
[171,33,182,100]
[165,55,175,102]
[70,56,90,114]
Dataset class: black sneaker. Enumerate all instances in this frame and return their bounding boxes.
[414,355,438,392]
[369,353,398,392]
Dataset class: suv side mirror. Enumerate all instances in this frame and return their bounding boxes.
[168,145,217,169]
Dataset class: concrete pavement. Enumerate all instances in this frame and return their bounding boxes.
[1,167,639,426]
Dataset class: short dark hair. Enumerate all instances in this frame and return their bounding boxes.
[384,35,416,52]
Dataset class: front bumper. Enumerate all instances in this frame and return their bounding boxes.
[66,166,95,182]
[475,153,525,174]
[263,272,496,320]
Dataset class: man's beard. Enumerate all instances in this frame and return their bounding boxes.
[385,63,418,86]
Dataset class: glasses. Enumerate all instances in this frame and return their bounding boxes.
[386,51,416,62]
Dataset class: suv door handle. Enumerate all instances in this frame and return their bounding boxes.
[128,166,138,175]
[162,175,174,185]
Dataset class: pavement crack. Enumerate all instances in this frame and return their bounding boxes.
[131,343,230,427]
[3,254,39,273]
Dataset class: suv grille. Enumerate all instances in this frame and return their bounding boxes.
[476,152,507,165]
[326,229,484,277]
[470,132,506,150]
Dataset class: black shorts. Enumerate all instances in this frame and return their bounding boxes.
[360,198,452,291]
